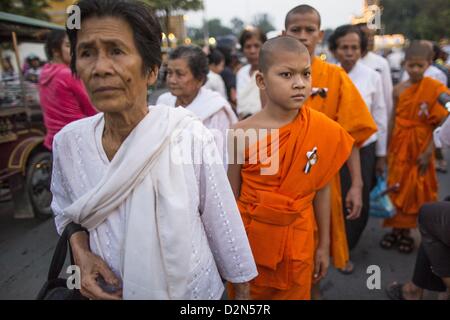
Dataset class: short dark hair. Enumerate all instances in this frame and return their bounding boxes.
[45,30,66,61]
[67,0,162,76]
[259,36,309,74]
[285,5,321,29]
[169,46,209,84]
[239,28,267,50]
[208,48,224,66]
[405,41,433,61]
[328,24,368,53]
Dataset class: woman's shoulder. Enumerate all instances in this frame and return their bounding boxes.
[156,91,176,107]
[54,113,102,144]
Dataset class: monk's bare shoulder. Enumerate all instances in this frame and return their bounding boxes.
[394,81,410,99]
[231,112,266,131]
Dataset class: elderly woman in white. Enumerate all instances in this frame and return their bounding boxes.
[157,46,237,163]
[52,0,257,300]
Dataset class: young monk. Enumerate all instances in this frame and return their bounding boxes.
[283,5,378,281]
[227,36,355,300]
[381,41,449,254]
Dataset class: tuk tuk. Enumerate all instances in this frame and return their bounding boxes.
[0,12,64,219]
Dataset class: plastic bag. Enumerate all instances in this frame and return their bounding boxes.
[369,176,397,218]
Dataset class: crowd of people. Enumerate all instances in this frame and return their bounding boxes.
[4,0,448,300]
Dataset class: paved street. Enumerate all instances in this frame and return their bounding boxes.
[0,147,448,300]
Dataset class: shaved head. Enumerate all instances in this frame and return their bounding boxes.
[259,36,309,73]
[285,4,321,29]
[405,40,433,61]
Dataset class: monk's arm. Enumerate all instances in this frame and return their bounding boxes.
[313,184,331,282]
[227,130,243,199]
[228,162,242,200]
[388,84,401,144]
[417,118,447,175]
[313,184,331,250]
[345,147,363,220]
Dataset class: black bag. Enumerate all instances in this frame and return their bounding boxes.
[36,224,87,300]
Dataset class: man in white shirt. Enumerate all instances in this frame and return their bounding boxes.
[329,24,388,273]
[357,24,394,123]
[236,28,267,119]
[204,48,228,99]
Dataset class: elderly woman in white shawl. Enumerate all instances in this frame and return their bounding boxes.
[157,46,237,162]
[52,0,257,300]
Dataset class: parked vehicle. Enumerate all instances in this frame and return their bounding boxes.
[0,12,64,219]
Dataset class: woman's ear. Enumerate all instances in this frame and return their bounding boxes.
[255,71,266,90]
[147,67,159,86]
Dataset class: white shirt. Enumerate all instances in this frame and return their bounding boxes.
[52,111,257,299]
[434,115,450,148]
[402,65,448,86]
[348,61,388,156]
[204,71,227,99]
[157,88,237,165]
[236,64,261,117]
[361,52,394,121]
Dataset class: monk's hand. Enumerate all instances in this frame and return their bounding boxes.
[375,157,387,177]
[345,184,363,220]
[313,246,329,283]
[417,150,432,176]
[232,282,250,300]
[70,232,122,300]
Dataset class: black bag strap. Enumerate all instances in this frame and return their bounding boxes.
[47,223,88,281]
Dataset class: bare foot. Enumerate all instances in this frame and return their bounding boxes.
[402,282,423,300]
[338,261,355,275]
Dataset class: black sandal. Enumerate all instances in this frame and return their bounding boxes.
[398,235,414,254]
[380,232,400,249]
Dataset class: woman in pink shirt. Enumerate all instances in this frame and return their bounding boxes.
[39,30,97,150]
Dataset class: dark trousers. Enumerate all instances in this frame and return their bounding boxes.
[412,202,450,292]
[340,142,376,250]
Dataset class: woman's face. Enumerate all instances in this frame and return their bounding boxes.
[60,36,71,65]
[334,32,361,73]
[75,16,157,113]
[243,36,263,68]
[166,58,203,99]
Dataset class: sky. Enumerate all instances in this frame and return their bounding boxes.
[185,0,365,31]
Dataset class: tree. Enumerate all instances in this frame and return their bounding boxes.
[207,18,232,37]
[252,13,275,34]
[0,0,50,20]
[187,27,204,41]
[230,17,245,36]
[144,0,203,34]
[381,0,450,41]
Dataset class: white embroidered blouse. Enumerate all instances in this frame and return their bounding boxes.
[51,109,257,299]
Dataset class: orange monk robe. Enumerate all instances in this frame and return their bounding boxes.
[305,57,378,269]
[384,77,449,229]
[230,106,354,300]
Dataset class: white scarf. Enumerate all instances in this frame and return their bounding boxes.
[63,105,198,299]
[157,87,237,123]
